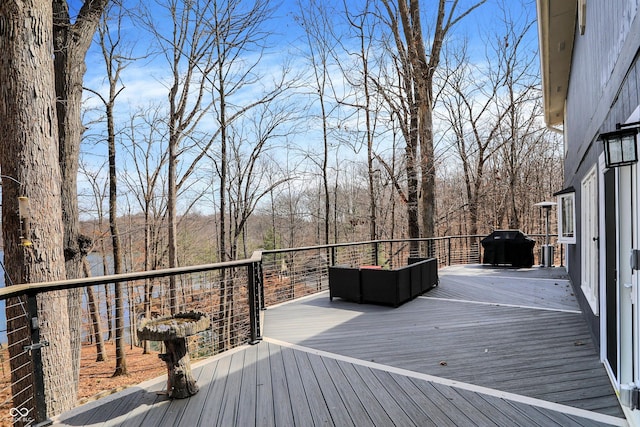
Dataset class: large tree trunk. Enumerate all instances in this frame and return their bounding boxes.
[0,1,76,417]
[390,0,485,245]
[53,1,84,395]
[405,128,421,252]
[52,0,110,393]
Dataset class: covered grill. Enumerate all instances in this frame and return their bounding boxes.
[481,230,535,268]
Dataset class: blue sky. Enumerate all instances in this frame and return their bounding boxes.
[74,0,540,218]
[78,0,538,104]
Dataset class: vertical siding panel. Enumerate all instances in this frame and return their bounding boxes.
[628,62,639,114]
[565,0,639,165]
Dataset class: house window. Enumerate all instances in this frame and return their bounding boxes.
[556,191,576,244]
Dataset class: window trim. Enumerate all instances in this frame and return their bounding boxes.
[556,189,576,244]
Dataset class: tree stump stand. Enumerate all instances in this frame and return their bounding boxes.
[137,312,210,399]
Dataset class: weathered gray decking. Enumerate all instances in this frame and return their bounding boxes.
[54,265,628,426]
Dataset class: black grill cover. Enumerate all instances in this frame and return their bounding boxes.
[481,230,535,267]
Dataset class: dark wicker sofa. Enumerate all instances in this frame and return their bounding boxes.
[329,258,438,307]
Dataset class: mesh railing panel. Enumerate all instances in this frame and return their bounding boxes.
[0,265,256,425]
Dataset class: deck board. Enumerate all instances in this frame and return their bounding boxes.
[305,352,354,426]
[334,359,395,426]
[172,358,218,426]
[254,340,275,426]
[267,342,296,426]
[352,363,416,426]
[197,347,232,426]
[293,349,335,425]
[281,347,314,425]
[369,369,433,424]
[407,378,477,425]
[431,381,499,426]
[265,293,622,417]
[237,346,258,427]
[320,356,373,426]
[217,350,245,426]
[53,265,628,427]
[389,373,453,425]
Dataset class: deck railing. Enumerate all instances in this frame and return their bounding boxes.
[0,234,561,425]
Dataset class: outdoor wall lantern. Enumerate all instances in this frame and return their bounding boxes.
[18,196,32,247]
[601,123,639,168]
[0,175,32,247]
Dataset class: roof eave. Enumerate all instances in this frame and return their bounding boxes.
[536,0,577,126]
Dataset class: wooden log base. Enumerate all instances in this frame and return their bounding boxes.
[159,338,199,399]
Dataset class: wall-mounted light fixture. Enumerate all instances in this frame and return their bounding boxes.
[601,122,640,168]
[0,175,32,247]
[18,196,32,247]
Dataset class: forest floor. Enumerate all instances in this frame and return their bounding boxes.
[0,341,166,426]
[77,341,166,404]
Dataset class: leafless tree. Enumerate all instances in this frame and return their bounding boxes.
[53,0,110,391]
[78,161,109,361]
[379,0,486,250]
[84,0,133,377]
[490,2,543,229]
[194,0,299,349]
[439,1,545,237]
[337,0,383,240]
[140,0,220,313]
[0,1,76,417]
[296,0,340,245]
[439,42,508,236]
[121,105,170,353]
[224,108,294,260]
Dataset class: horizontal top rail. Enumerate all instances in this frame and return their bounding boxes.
[0,233,557,300]
[260,235,488,255]
[0,251,263,300]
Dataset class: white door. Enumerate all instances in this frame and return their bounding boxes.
[631,163,640,386]
[618,166,634,385]
[581,166,599,314]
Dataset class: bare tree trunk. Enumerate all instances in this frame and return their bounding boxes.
[297,0,335,245]
[383,0,485,245]
[83,4,128,374]
[102,252,114,341]
[108,94,127,368]
[107,65,127,376]
[52,0,109,395]
[82,259,108,362]
[343,1,378,240]
[143,210,153,354]
[0,1,75,417]
[168,113,179,314]
[217,82,229,350]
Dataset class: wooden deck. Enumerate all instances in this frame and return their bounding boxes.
[54,265,628,426]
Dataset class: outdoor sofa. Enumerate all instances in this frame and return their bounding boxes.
[328,257,438,307]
